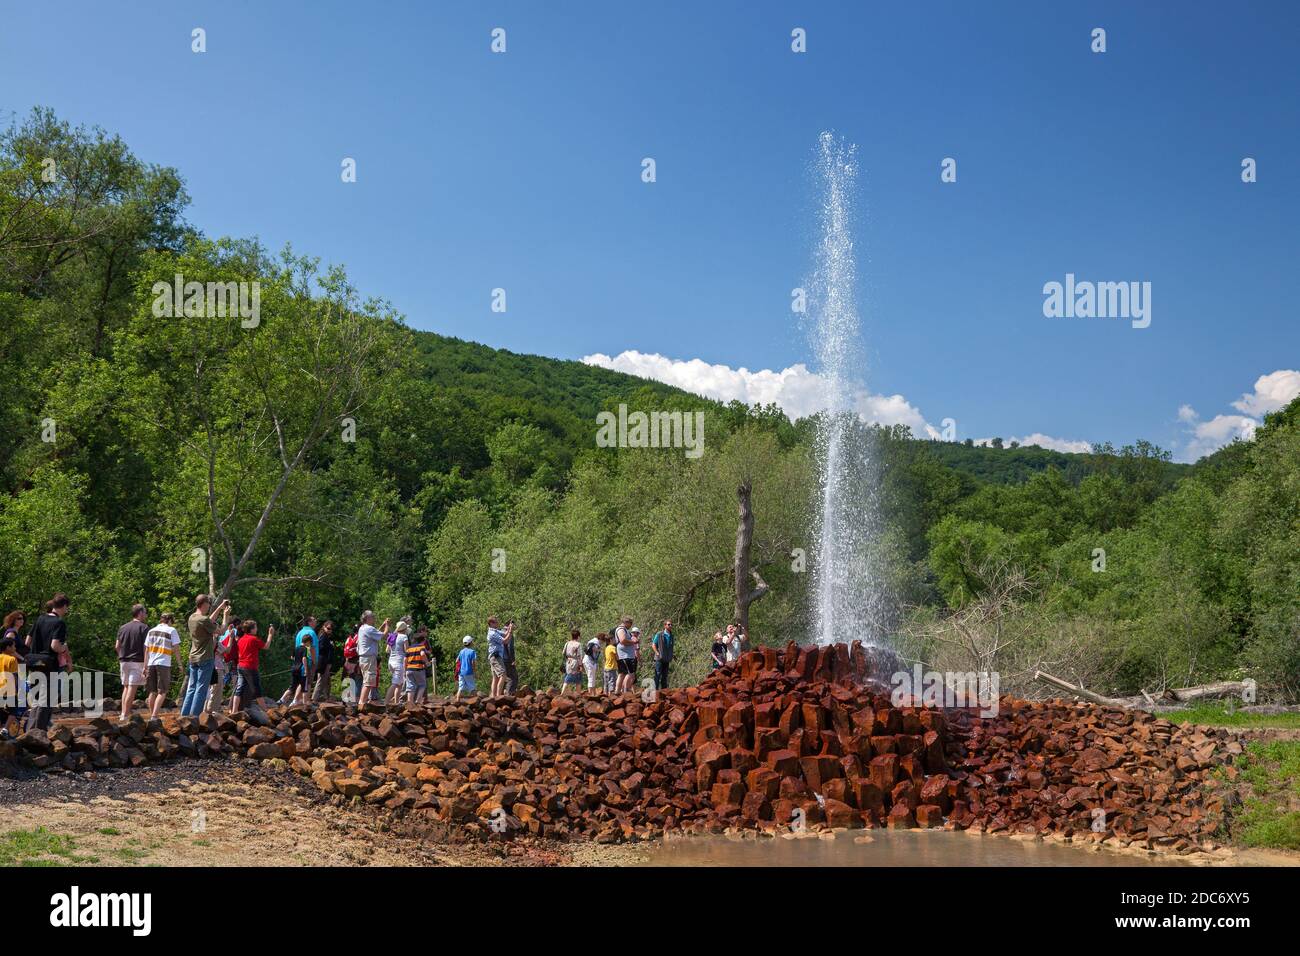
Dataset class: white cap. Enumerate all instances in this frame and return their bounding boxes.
[462,635,473,645]
[630,626,641,634]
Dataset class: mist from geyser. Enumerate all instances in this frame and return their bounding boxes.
[806,132,890,647]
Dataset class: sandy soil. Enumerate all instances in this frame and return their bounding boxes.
[0,760,565,867]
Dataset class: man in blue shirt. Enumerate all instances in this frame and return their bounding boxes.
[651,619,675,690]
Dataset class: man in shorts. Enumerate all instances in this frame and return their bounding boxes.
[355,610,388,708]
[486,616,509,697]
[615,618,639,693]
[115,603,149,721]
[143,612,181,718]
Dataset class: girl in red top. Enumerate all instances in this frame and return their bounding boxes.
[231,621,274,713]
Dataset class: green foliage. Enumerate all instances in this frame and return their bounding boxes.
[1,107,1294,709]
[424,426,810,690]
[1230,740,1300,850]
[0,468,141,671]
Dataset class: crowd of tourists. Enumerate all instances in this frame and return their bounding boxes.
[0,592,749,737]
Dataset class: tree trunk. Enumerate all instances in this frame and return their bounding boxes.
[734,480,769,640]
[1034,670,1255,711]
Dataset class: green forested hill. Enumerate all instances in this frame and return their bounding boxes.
[2,108,1296,704]
[925,439,1189,488]
[412,332,694,418]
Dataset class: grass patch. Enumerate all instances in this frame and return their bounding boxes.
[1163,701,1300,729]
[0,827,97,867]
[1230,739,1300,850]
[97,827,121,836]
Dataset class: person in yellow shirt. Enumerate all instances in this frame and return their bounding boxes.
[0,634,19,737]
[600,632,617,695]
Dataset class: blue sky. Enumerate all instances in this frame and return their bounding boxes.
[3,0,1297,459]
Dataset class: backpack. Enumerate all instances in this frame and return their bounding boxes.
[343,632,359,660]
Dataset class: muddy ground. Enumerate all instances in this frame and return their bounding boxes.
[4,742,1297,868]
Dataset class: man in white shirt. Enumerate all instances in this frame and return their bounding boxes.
[143,612,181,718]
[355,610,390,708]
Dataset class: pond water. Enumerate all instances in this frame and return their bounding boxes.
[638,830,1190,867]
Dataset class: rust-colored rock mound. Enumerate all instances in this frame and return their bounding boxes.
[4,642,1239,851]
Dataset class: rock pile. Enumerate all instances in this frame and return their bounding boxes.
[946,697,1242,852]
[1,642,1239,851]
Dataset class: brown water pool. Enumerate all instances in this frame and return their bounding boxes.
[638,830,1195,867]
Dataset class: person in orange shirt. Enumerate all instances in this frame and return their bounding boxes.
[0,633,20,737]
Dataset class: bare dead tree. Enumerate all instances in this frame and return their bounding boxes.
[734,479,769,637]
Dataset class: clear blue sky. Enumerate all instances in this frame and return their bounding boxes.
[3,0,1297,458]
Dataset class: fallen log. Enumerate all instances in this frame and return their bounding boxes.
[1032,671,1135,708]
[1164,681,1253,704]
[1034,671,1255,711]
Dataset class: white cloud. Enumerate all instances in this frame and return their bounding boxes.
[1177,368,1299,461]
[583,350,1095,450]
[1230,369,1300,417]
[1179,413,1258,462]
[583,350,941,435]
[976,433,1094,454]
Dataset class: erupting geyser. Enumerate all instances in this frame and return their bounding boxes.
[807,132,888,647]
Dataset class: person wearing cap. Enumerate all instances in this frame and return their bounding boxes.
[582,633,602,691]
[386,620,410,704]
[455,635,477,700]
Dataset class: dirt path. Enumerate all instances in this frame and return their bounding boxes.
[0,760,566,867]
